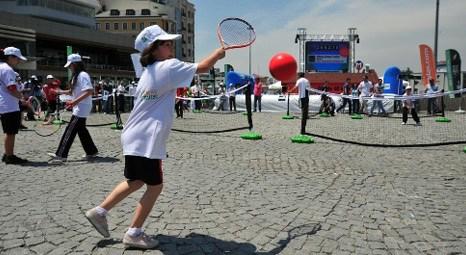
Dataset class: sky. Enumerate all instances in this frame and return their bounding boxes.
[190,0,466,77]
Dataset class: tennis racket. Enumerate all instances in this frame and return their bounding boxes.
[217,17,255,50]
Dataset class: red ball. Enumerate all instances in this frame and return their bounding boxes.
[268,52,297,81]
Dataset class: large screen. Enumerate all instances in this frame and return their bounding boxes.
[305,41,349,72]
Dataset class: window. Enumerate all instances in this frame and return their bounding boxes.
[131,22,137,30]
[110,9,120,16]
[188,36,191,44]
[126,9,135,16]
[96,23,101,30]
[139,23,145,30]
[141,9,150,15]
[123,23,128,30]
[114,23,119,30]
[105,23,110,30]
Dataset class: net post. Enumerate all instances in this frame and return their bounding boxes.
[300,95,308,135]
[245,81,253,130]
[441,90,445,117]
[111,89,123,130]
[52,94,64,125]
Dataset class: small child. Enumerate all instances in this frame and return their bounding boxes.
[401,86,421,126]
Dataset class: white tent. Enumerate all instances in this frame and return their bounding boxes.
[268,81,282,90]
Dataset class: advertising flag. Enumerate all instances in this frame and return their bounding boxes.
[419,44,436,88]
[445,49,462,98]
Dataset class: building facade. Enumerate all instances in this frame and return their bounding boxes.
[0,0,136,82]
[95,0,195,62]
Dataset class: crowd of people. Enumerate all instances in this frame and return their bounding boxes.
[295,74,444,126]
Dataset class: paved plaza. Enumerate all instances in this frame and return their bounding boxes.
[1,112,465,255]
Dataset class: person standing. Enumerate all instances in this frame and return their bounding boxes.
[253,77,262,112]
[351,83,360,114]
[426,78,440,115]
[228,83,237,111]
[358,75,373,114]
[369,78,387,116]
[48,53,98,164]
[84,25,225,249]
[42,74,61,125]
[401,86,421,126]
[336,78,352,115]
[190,82,201,112]
[175,87,186,118]
[294,72,311,134]
[0,47,29,164]
[117,82,126,113]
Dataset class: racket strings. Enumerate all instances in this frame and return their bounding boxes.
[219,19,255,48]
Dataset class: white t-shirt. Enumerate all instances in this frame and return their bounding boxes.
[296,77,311,98]
[0,62,20,114]
[121,58,197,159]
[71,72,93,117]
[358,80,373,97]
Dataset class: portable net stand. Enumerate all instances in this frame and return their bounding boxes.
[171,84,258,138]
[290,95,314,144]
[53,95,65,125]
[282,93,294,120]
[302,88,466,147]
[110,90,124,130]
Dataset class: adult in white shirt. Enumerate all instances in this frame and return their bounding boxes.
[48,53,98,164]
[294,72,311,134]
[0,47,29,165]
[426,78,440,114]
[84,25,225,249]
[358,75,373,114]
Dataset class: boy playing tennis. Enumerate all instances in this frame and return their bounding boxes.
[85,25,225,249]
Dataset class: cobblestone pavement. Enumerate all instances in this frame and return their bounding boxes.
[1,112,465,255]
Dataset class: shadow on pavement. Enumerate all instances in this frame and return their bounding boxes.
[95,223,321,254]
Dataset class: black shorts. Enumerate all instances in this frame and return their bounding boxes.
[124,155,163,185]
[0,111,21,134]
[19,103,28,112]
[47,101,57,114]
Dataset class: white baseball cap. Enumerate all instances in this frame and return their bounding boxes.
[46,74,54,79]
[3,47,27,61]
[64,53,82,68]
[134,25,181,52]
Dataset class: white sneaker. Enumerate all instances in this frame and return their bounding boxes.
[49,156,67,165]
[401,122,407,125]
[85,208,110,238]
[47,152,57,158]
[82,152,98,160]
[123,232,158,249]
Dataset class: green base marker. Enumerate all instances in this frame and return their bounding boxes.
[52,119,65,125]
[242,112,249,116]
[351,114,363,119]
[111,123,124,130]
[290,134,314,144]
[282,115,294,120]
[192,109,202,113]
[435,117,451,123]
[240,131,262,140]
[320,112,330,117]
[463,146,466,153]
